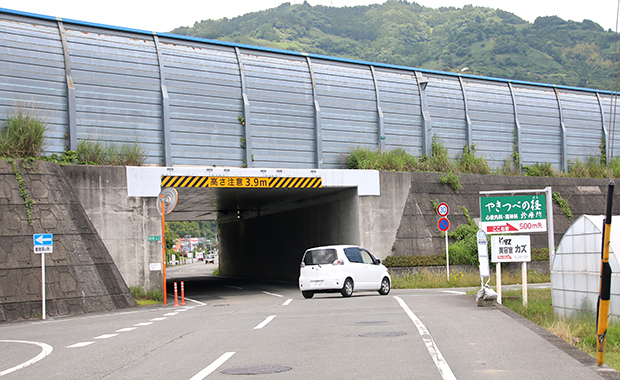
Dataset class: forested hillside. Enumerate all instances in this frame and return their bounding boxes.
[172,0,618,91]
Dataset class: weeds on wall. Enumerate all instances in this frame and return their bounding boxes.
[439,173,462,192]
[0,105,47,158]
[75,139,147,166]
[0,105,46,225]
[7,158,34,225]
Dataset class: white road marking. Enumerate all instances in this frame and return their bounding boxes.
[443,291,466,295]
[94,334,118,340]
[150,317,167,321]
[262,291,283,298]
[184,297,206,306]
[135,322,153,326]
[254,315,276,330]
[116,327,138,332]
[189,352,236,380]
[66,341,94,348]
[0,340,53,376]
[163,313,178,316]
[282,299,292,306]
[394,296,457,380]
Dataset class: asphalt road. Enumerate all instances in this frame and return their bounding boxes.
[1,262,619,379]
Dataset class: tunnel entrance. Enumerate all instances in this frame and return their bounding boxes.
[128,167,380,283]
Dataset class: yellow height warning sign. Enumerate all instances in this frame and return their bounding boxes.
[161,176,322,189]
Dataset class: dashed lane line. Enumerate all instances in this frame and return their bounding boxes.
[65,306,196,349]
[254,315,276,330]
[262,291,283,298]
[94,334,118,340]
[66,341,94,349]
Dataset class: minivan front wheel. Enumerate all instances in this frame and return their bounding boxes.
[302,291,314,299]
[378,277,391,295]
[341,278,354,297]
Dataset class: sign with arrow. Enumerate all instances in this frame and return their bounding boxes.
[479,194,547,234]
[33,233,53,253]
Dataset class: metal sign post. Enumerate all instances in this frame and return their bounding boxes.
[491,235,531,305]
[161,195,167,305]
[437,216,450,281]
[436,203,450,281]
[33,233,53,320]
[158,188,178,306]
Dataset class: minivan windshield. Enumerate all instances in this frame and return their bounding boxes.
[303,249,337,265]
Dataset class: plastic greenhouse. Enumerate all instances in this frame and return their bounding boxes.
[551,215,620,319]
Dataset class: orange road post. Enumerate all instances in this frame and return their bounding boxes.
[597,181,614,365]
[173,282,179,307]
[161,194,167,306]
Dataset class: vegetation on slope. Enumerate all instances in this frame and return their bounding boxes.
[172,0,618,90]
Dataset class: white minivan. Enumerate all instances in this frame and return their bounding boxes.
[298,245,391,298]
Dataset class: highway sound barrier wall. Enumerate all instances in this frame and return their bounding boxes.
[0,7,619,170]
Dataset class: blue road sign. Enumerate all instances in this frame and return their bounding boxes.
[438,217,450,232]
[33,234,53,246]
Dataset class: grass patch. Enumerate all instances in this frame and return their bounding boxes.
[76,139,147,166]
[392,269,549,289]
[130,286,163,304]
[502,288,620,371]
[0,104,46,158]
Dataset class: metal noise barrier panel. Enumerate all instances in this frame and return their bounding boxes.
[0,8,618,171]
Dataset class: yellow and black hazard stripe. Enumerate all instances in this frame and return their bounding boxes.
[161,176,322,189]
[269,177,322,188]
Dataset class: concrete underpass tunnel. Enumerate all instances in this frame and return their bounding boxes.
[138,167,382,283]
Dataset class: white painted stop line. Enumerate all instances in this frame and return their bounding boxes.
[394,296,457,380]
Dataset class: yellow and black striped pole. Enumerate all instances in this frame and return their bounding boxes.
[597,181,614,366]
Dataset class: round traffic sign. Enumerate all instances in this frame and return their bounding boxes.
[436,202,450,217]
[438,217,450,232]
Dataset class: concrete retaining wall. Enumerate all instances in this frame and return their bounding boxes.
[60,165,162,290]
[392,172,620,257]
[0,160,135,322]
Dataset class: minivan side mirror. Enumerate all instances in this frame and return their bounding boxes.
[375,258,381,265]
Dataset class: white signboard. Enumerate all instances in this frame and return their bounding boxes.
[480,194,547,234]
[491,235,531,263]
[149,263,162,271]
[477,230,490,277]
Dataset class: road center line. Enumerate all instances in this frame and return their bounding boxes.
[94,334,118,340]
[116,327,138,332]
[394,296,457,380]
[282,299,292,306]
[189,351,236,380]
[0,340,53,376]
[254,315,276,329]
[66,342,94,348]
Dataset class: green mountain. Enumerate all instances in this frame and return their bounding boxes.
[171,0,619,91]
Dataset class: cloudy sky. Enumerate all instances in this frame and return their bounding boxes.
[0,0,618,33]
